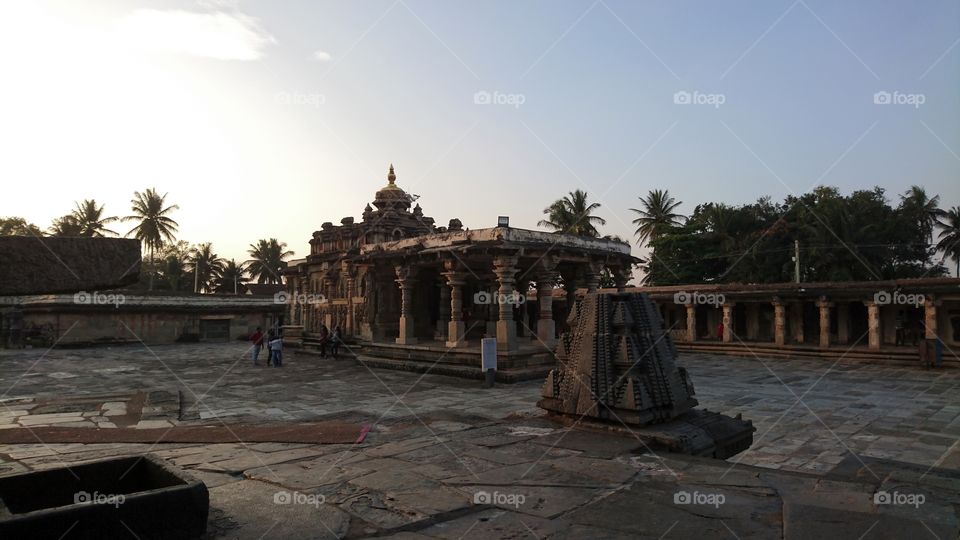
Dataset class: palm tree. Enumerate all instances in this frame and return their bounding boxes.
[537,190,606,237]
[48,215,84,236]
[71,199,118,237]
[900,185,942,244]
[936,206,960,277]
[0,217,43,236]
[122,189,180,289]
[159,240,191,291]
[630,189,685,246]
[216,259,248,294]
[246,238,294,284]
[187,243,226,293]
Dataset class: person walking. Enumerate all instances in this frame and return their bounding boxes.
[330,325,342,359]
[318,324,330,358]
[250,327,264,366]
[269,332,283,367]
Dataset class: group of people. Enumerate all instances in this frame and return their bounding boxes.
[248,324,343,366]
[249,327,284,366]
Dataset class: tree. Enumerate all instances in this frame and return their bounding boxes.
[936,206,960,277]
[71,199,118,237]
[216,259,248,294]
[122,189,180,289]
[630,189,684,246]
[537,190,606,237]
[0,217,43,236]
[48,215,84,236]
[246,238,293,284]
[158,240,192,292]
[186,243,226,293]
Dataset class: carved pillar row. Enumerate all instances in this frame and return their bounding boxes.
[395,265,418,345]
[816,296,832,348]
[772,298,786,346]
[343,262,355,336]
[685,303,697,342]
[494,254,519,352]
[865,301,881,350]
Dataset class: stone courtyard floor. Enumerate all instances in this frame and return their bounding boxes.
[0,343,958,538]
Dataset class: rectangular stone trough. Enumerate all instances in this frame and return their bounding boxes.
[0,454,208,539]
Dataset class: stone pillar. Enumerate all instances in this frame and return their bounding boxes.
[493,254,519,352]
[537,268,559,348]
[685,303,697,342]
[583,260,602,293]
[773,298,786,346]
[791,302,804,344]
[836,302,850,345]
[613,267,629,292]
[865,301,881,350]
[817,296,832,348]
[746,303,760,341]
[437,277,450,340]
[722,303,734,343]
[516,280,529,337]
[924,295,938,339]
[343,263,355,336]
[395,265,418,345]
[443,262,467,348]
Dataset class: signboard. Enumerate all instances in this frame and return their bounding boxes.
[481,338,497,371]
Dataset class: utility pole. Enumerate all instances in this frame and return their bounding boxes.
[793,240,800,283]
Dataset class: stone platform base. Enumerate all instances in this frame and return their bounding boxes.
[538,402,755,459]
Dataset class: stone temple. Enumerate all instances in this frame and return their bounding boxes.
[282,165,636,378]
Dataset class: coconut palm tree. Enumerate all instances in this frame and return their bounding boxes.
[936,206,960,277]
[246,238,294,284]
[48,215,84,236]
[900,185,942,244]
[187,243,226,293]
[216,259,248,294]
[159,240,192,291]
[630,189,685,246]
[71,199,118,237]
[122,189,180,289]
[537,190,606,237]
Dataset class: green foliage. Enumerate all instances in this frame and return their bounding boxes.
[644,186,951,285]
[537,189,607,237]
[0,217,43,236]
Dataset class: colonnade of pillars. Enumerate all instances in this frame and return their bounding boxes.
[680,295,942,350]
[392,256,626,352]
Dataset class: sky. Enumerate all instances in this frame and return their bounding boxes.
[1,0,958,271]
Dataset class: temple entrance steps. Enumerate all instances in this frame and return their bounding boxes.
[676,341,958,367]
[349,339,556,382]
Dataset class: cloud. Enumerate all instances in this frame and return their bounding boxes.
[313,50,332,62]
[116,9,276,61]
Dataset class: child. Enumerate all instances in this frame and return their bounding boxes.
[269,332,283,367]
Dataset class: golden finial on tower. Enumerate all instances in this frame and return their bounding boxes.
[387,164,396,185]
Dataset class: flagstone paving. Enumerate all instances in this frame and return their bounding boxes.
[0,343,957,538]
